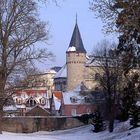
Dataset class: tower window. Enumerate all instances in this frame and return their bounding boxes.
[95,73,100,80]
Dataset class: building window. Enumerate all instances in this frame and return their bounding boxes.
[70,96,78,103]
[84,97,91,103]
[71,109,76,116]
[40,98,46,105]
[26,98,37,107]
[16,98,22,105]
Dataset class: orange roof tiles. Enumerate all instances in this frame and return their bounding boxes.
[53,91,62,100]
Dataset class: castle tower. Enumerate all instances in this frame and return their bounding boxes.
[66,21,87,91]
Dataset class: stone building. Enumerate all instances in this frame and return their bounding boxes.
[53,21,106,116]
[54,21,101,92]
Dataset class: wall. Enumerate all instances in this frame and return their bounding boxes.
[62,104,96,116]
[2,116,84,133]
[84,66,103,90]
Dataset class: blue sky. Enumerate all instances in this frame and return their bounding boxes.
[38,0,117,71]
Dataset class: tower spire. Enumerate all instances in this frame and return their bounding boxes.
[67,15,86,53]
[76,13,77,24]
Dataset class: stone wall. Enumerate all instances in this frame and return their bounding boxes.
[2,116,84,133]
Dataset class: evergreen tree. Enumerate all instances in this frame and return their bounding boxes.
[119,73,139,121]
[91,110,103,132]
[129,104,140,129]
[119,85,135,121]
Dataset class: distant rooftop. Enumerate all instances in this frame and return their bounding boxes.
[51,66,62,72]
[54,64,67,79]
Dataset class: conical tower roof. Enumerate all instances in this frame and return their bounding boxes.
[67,22,86,53]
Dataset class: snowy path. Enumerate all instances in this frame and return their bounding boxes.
[0,125,95,140]
[0,123,140,140]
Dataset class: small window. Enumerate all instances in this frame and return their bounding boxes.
[70,96,78,103]
[95,73,100,80]
[40,98,46,105]
[16,98,22,105]
[85,97,91,103]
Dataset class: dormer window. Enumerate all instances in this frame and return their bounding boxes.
[84,97,91,103]
[40,98,46,105]
[16,98,23,105]
[70,96,78,103]
[26,97,37,107]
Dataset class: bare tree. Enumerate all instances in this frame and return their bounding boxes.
[91,40,123,132]
[0,0,53,133]
[89,0,120,33]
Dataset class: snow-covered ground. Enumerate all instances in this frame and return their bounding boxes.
[1,121,140,140]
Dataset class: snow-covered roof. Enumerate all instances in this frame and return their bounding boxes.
[86,55,119,67]
[62,91,84,105]
[16,104,26,109]
[85,56,102,67]
[3,105,17,111]
[13,89,51,109]
[54,64,67,78]
[67,46,76,52]
[45,69,56,74]
[62,84,92,105]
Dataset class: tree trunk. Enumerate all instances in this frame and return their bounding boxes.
[108,97,115,132]
[0,95,4,134]
[0,110,3,134]
[0,73,6,134]
[109,117,114,132]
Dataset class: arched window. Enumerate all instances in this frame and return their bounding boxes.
[95,73,100,80]
[26,97,37,107]
[16,98,22,105]
[40,98,46,105]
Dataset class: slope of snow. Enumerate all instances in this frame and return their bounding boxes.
[54,64,67,78]
[1,122,140,140]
